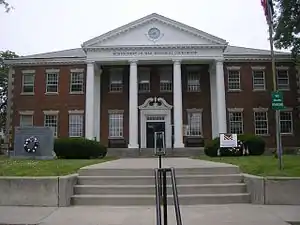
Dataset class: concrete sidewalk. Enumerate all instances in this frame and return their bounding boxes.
[0,204,299,225]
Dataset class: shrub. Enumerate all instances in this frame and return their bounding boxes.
[54,138,107,159]
[204,134,265,157]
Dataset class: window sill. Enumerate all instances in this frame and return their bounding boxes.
[69,91,84,95]
[108,137,124,139]
[253,89,266,92]
[45,92,59,95]
[281,133,294,136]
[160,90,173,93]
[108,91,123,94]
[228,89,242,92]
[255,134,270,137]
[20,92,34,96]
[277,89,290,92]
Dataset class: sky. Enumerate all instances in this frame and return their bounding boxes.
[0,0,276,56]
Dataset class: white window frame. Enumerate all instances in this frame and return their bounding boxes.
[43,110,59,137]
[252,67,266,91]
[19,111,34,127]
[279,108,293,135]
[21,70,35,94]
[228,108,244,134]
[187,67,201,92]
[108,110,124,138]
[109,68,123,92]
[185,109,203,136]
[68,110,84,137]
[159,67,172,92]
[227,67,241,91]
[70,69,84,94]
[138,67,151,92]
[253,108,269,135]
[45,69,59,94]
[276,67,290,91]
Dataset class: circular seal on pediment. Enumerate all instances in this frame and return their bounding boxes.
[148,27,161,40]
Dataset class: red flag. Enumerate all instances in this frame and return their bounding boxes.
[261,0,274,24]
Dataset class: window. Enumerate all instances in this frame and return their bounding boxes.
[69,114,83,137]
[187,70,200,92]
[70,70,84,93]
[228,70,241,91]
[19,114,33,127]
[252,70,265,90]
[46,71,59,93]
[186,110,202,136]
[138,68,150,92]
[228,110,243,134]
[159,68,172,92]
[109,68,123,92]
[44,113,58,137]
[254,110,268,135]
[277,69,289,90]
[108,111,123,138]
[22,71,35,93]
[280,111,293,134]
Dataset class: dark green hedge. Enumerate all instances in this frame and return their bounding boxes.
[204,134,265,157]
[54,138,107,159]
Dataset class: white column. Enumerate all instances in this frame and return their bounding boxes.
[85,61,95,140]
[128,60,139,148]
[209,65,219,138]
[215,59,227,134]
[93,67,102,141]
[173,60,184,148]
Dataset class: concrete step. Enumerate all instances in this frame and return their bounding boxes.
[77,174,243,185]
[78,167,240,176]
[71,193,250,205]
[74,183,247,195]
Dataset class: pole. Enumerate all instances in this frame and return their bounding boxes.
[268,12,283,170]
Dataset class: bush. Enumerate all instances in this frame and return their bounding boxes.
[204,134,265,157]
[54,138,107,159]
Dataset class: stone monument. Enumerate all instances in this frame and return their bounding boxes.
[12,126,55,159]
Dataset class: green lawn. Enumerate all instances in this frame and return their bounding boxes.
[0,155,116,176]
[198,155,300,177]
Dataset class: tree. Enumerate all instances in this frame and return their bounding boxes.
[273,0,300,60]
[0,51,19,131]
[0,0,13,12]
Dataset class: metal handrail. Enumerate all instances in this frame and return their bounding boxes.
[170,168,182,225]
[154,169,162,225]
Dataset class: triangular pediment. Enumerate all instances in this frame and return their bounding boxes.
[82,13,227,48]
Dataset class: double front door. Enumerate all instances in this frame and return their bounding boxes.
[146,121,165,148]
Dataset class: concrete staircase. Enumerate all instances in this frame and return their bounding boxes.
[71,166,250,206]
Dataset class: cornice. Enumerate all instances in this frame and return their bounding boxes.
[224,55,293,62]
[4,57,86,66]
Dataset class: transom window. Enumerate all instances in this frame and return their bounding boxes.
[22,73,35,93]
[69,114,83,137]
[277,69,289,90]
[187,70,201,92]
[109,68,123,92]
[109,111,124,138]
[46,72,59,93]
[70,71,84,93]
[228,70,241,91]
[159,68,172,92]
[147,115,165,121]
[19,114,33,127]
[252,70,266,90]
[280,111,293,134]
[44,114,58,137]
[254,111,268,135]
[186,110,202,136]
[228,111,243,134]
[138,68,150,92]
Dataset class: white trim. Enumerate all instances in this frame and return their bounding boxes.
[19,110,34,115]
[253,107,268,112]
[45,71,59,94]
[70,68,84,73]
[251,66,266,70]
[43,110,59,115]
[279,110,294,135]
[46,69,60,73]
[253,110,269,136]
[68,110,84,114]
[280,107,293,112]
[22,69,35,73]
[276,66,289,70]
[228,108,244,112]
[226,66,241,70]
[252,70,266,91]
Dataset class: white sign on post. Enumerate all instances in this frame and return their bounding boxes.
[220,133,238,148]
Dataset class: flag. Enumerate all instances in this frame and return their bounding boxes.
[223,134,233,140]
[261,0,274,24]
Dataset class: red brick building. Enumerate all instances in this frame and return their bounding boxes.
[5,13,300,149]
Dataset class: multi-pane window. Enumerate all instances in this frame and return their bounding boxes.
[186,110,202,136]
[277,69,289,90]
[228,70,241,91]
[138,68,150,92]
[254,111,269,135]
[19,114,33,127]
[70,71,84,93]
[159,68,172,92]
[46,72,59,93]
[252,70,265,90]
[109,68,123,92]
[187,70,200,92]
[280,111,293,134]
[228,111,243,134]
[22,72,35,93]
[108,111,123,138]
[44,114,58,137]
[69,114,83,137]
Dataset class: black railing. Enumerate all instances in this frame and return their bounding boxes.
[154,167,182,225]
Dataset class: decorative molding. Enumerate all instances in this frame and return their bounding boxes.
[253,107,268,112]
[280,107,293,112]
[108,109,124,114]
[43,110,59,115]
[70,68,84,73]
[46,68,60,73]
[251,66,266,70]
[226,66,241,70]
[138,97,173,110]
[4,58,86,66]
[228,108,244,112]
[68,110,84,114]
[19,110,34,115]
[186,108,203,113]
[276,66,289,70]
[22,69,35,74]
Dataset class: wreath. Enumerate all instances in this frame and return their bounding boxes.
[24,136,39,153]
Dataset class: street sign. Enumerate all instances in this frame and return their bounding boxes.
[271,91,285,110]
